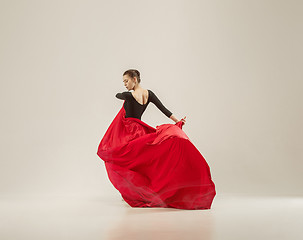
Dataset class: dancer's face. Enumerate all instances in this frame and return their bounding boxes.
[123,75,136,90]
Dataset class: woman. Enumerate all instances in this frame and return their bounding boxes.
[97,69,216,210]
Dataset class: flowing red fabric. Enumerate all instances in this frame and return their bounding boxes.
[97,102,216,210]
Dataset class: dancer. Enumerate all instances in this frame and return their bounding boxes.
[97,69,216,210]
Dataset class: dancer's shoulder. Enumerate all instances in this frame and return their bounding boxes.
[115,91,131,100]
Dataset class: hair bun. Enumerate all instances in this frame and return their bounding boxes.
[123,69,141,83]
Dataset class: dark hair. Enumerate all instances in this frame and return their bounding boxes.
[123,69,141,83]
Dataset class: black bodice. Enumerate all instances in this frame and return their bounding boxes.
[115,89,173,120]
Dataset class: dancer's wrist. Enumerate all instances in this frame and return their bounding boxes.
[169,114,178,123]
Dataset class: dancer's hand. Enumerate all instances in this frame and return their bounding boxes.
[177,116,186,125]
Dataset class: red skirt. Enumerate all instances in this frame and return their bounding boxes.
[97,102,216,210]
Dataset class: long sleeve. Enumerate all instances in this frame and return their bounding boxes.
[149,90,173,118]
[116,93,125,100]
[116,92,129,100]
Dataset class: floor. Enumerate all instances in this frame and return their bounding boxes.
[0,193,302,240]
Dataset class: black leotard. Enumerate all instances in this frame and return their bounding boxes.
[115,89,173,120]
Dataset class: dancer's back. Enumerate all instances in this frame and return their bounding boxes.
[116,89,173,120]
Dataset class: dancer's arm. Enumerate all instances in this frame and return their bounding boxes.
[149,90,184,123]
[169,114,179,123]
[149,90,173,119]
[115,92,129,100]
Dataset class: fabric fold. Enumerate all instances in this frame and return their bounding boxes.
[97,102,216,210]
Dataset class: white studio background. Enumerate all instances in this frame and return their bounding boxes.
[0,0,302,199]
